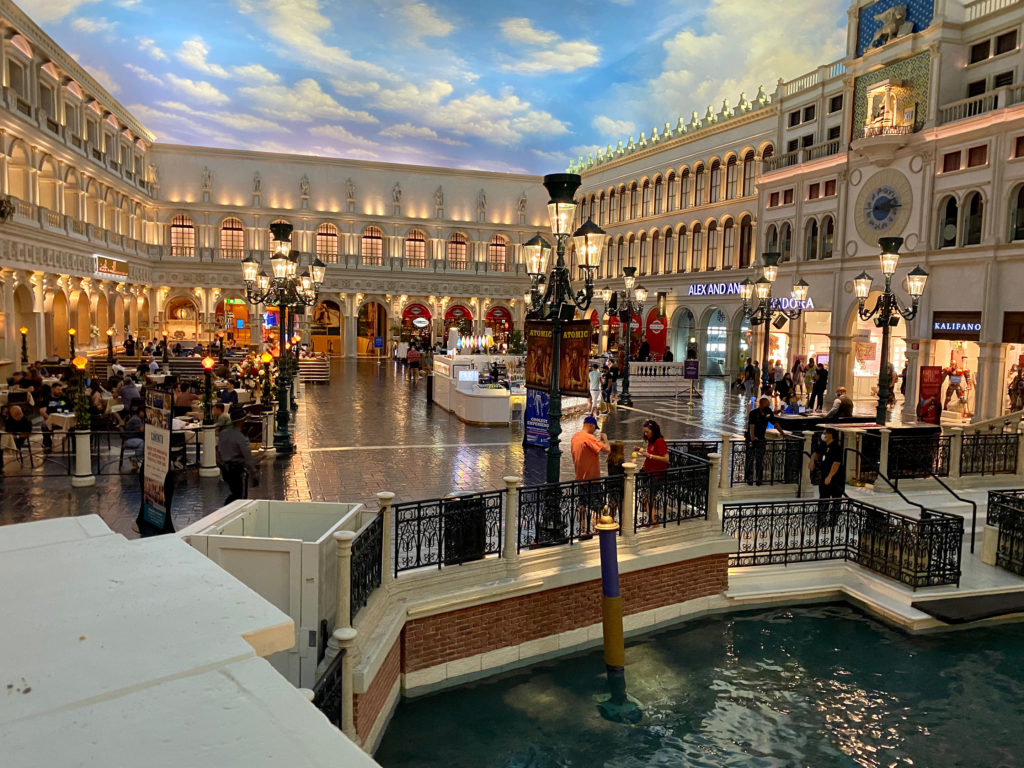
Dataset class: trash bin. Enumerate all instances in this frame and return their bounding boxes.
[443,492,487,564]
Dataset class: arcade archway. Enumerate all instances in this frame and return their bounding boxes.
[165,296,199,342]
[358,300,389,356]
[402,303,432,346]
[311,300,342,355]
[216,298,252,347]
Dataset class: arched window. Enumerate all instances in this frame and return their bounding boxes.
[629,182,638,219]
[694,164,706,206]
[676,226,688,272]
[666,173,677,212]
[691,224,703,271]
[779,222,792,263]
[820,216,835,259]
[766,223,779,252]
[742,150,755,197]
[588,195,596,222]
[628,234,637,266]
[361,226,384,266]
[608,190,617,224]
[653,177,663,214]
[405,229,427,267]
[722,219,735,268]
[170,214,194,258]
[219,217,245,260]
[268,219,290,256]
[805,219,819,260]
[709,160,721,204]
[738,215,753,268]
[447,232,468,269]
[641,180,651,217]
[706,221,719,270]
[618,186,627,221]
[1011,185,1024,241]
[315,222,339,263]
[651,231,661,274]
[598,192,606,225]
[639,233,648,274]
[616,237,625,276]
[938,197,958,248]
[725,157,738,200]
[762,144,774,162]
[680,170,691,210]
[488,235,508,272]
[963,192,983,245]
[663,230,674,273]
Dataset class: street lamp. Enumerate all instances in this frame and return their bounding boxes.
[201,355,216,424]
[241,221,325,454]
[524,173,607,482]
[602,267,647,408]
[68,327,76,359]
[161,330,169,363]
[260,351,273,404]
[106,328,115,364]
[854,237,928,425]
[19,326,28,365]
[217,331,226,363]
[740,252,811,397]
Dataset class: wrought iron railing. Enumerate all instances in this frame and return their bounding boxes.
[350,514,382,619]
[393,490,504,574]
[666,439,721,466]
[517,476,623,551]
[960,434,1019,476]
[721,498,963,589]
[987,490,1024,528]
[634,462,709,531]
[888,434,950,481]
[729,437,802,487]
[312,649,344,728]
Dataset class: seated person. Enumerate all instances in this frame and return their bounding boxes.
[148,358,160,374]
[122,407,145,467]
[824,386,855,420]
[211,402,233,429]
[40,382,71,450]
[219,380,239,406]
[4,405,34,449]
[172,382,199,416]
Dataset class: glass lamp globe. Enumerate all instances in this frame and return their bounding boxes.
[854,271,873,300]
[635,285,649,304]
[906,265,929,298]
[792,279,810,303]
[755,277,772,300]
[739,278,754,303]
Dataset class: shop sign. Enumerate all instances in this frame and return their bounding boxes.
[684,360,699,380]
[686,281,813,310]
[932,311,982,341]
[524,390,550,447]
[95,255,129,279]
[412,317,430,328]
[648,319,665,333]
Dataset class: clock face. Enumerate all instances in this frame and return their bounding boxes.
[864,185,901,230]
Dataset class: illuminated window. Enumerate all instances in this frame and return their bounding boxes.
[219,217,244,260]
[170,215,195,258]
[447,232,468,269]
[405,229,427,267]
[315,222,339,263]
[488,235,508,272]
[361,226,383,266]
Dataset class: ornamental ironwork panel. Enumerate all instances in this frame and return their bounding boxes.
[634,463,709,531]
[729,438,802,487]
[960,434,1019,476]
[517,476,623,551]
[721,499,962,589]
[666,439,721,467]
[312,649,344,729]
[393,490,504,574]
[350,514,383,620]
[996,505,1024,577]
[987,489,1024,528]
[887,435,950,480]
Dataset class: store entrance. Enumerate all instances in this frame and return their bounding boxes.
[852,293,906,404]
[931,340,978,422]
[402,303,432,347]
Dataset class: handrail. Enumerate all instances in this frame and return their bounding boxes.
[927,472,978,553]
[844,446,933,519]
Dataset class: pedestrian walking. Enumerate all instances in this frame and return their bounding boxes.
[809,362,828,412]
[588,362,602,415]
[745,397,784,485]
[570,415,609,481]
[811,427,845,525]
[218,407,258,504]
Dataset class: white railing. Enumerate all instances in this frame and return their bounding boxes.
[805,139,842,161]
[938,91,999,124]
[782,59,847,96]
[966,0,1018,21]
[764,151,801,172]
[959,411,1024,435]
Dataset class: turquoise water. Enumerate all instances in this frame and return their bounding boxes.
[375,605,1024,768]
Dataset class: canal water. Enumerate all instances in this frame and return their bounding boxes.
[375,604,1024,768]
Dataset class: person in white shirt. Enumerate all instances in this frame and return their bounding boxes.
[588,363,603,414]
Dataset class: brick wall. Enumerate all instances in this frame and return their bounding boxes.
[353,636,400,745]
[402,553,728,673]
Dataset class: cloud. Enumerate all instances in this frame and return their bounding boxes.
[231,63,280,84]
[165,73,230,105]
[124,63,163,85]
[240,78,378,123]
[83,63,120,94]
[136,37,167,61]
[309,124,377,146]
[379,123,466,146]
[500,18,600,74]
[592,115,635,138]
[71,17,117,34]
[156,101,288,132]
[17,0,99,22]
[126,103,241,147]
[399,2,454,39]
[176,37,230,78]
[332,79,382,97]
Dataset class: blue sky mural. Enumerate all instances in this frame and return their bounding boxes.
[22,0,849,173]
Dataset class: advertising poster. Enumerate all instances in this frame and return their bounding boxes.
[855,341,877,364]
[917,365,944,425]
[558,320,592,398]
[525,321,553,391]
[142,424,172,529]
[145,387,172,429]
[684,360,700,380]
[524,389,550,447]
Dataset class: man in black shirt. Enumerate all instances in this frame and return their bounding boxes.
[4,405,33,451]
[812,427,845,525]
[809,362,829,412]
[745,397,785,485]
[40,383,71,450]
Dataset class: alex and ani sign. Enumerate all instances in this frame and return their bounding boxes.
[687,280,814,310]
[95,255,129,279]
[932,312,982,341]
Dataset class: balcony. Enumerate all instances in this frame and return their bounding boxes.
[966,0,1019,21]
[763,140,842,172]
[938,85,1024,125]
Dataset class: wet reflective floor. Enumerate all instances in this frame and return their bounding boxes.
[0,361,887,538]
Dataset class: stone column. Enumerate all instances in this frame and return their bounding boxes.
[975,341,1003,423]
[948,427,963,480]
[902,339,929,421]
[621,462,637,542]
[503,476,519,561]
[377,491,395,586]
[333,530,356,631]
[719,434,732,490]
[199,424,219,477]
[800,432,814,498]
[874,428,892,493]
[706,452,721,528]
[71,430,95,487]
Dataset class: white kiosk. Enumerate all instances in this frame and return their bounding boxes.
[432,354,526,425]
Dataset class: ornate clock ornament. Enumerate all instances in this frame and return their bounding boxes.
[854,170,913,242]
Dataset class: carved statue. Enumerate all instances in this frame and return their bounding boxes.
[435,186,444,208]
[299,175,311,197]
[345,178,356,201]
[871,5,911,48]
[252,172,262,194]
[517,192,527,215]
[392,182,402,204]
[477,189,486,214]
[200,167,212,191]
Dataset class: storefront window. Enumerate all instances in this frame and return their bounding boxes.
[802,311,832,367]
[706,308,727,375]
[930,339,978,421]
[852,296,904,401]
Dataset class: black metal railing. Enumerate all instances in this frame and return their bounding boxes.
[517,476,623,551]
[888,434,950,481]
[393,490,504,574]
[634,461,709,531]
[988,489,1024,528]
[1,430,73,477]
[721,498,963,589]
[666,439,721,466]
[960,434,1019,476]
[729,437,802,487]
[350,514,383,620]
[312,649,344,729]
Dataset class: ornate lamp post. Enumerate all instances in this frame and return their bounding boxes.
[740,252,810,397]
[524,173,607,483]
[854,237,929,425]
[599,268,648,408]
[260,351,273,404]
[201,355,216,425]
[19,326,28,365]
[241,221,325,454]
[68,327,76,359]
[106,328,115,364]
[217,331,226,363]
[161,330,169,363]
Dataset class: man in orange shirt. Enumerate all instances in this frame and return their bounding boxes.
[571,415,610,480]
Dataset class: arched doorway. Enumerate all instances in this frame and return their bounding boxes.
[444,304,473,339]
[672,308,697,362]
[484,306,512,347]
[583,309,600,352]
[401,303,432,347]
[13,285,34,361]
[137,295,151,340]
[216,298,252,347]
[71,291,90,345]
[112,293,126,343]
[92,292,109,347]
[705,307,728,376]
[165,296,199,342]
[645,308,668,360]
[50,290,70,359]
[358,300,388,356]
[850,292,905,403]
[310,300,342,355]
[608,311,642,359]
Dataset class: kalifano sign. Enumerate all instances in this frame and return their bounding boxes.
[932,311,982,341]
[687,280,814,310]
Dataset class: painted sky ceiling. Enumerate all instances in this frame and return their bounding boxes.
[22,0,848,173]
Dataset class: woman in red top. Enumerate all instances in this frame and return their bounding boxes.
[636,419,669,474]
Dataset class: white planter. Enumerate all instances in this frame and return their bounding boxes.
[71,429,96,487]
